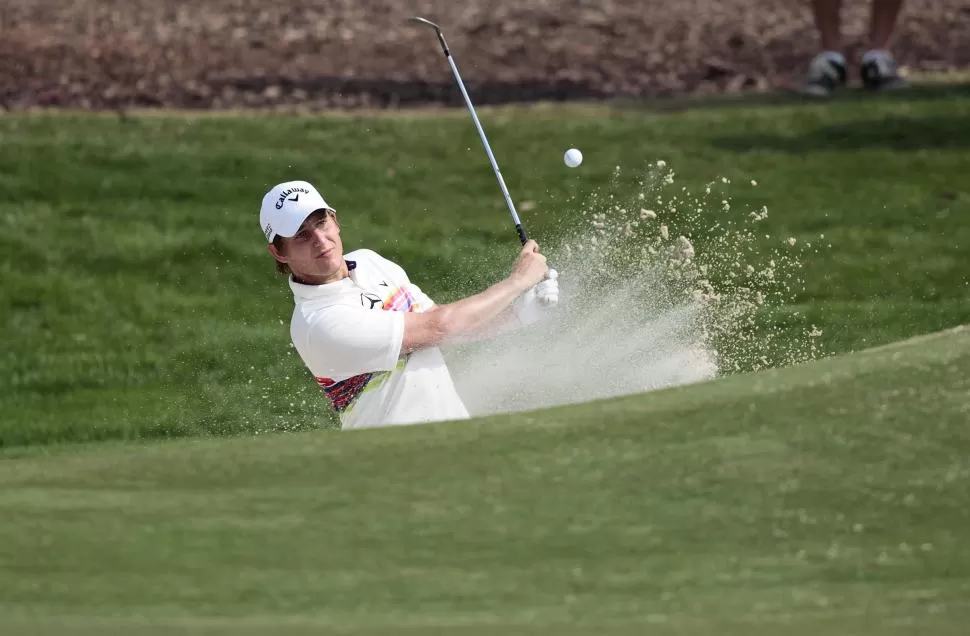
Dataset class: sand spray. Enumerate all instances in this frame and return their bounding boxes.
[446,160,826,417]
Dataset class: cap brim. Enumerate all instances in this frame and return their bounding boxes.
[272,206,336,240]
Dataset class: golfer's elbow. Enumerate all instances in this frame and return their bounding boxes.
[401,306,455,353]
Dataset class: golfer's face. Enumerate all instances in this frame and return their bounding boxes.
[283,210,343,279]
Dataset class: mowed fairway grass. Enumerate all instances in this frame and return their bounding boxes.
[1,86,969,633]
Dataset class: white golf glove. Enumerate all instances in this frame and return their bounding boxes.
[512,269,559,327]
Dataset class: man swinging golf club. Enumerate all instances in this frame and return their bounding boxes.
[260,180,559,430]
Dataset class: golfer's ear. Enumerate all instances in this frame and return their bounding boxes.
[268,243,287,263]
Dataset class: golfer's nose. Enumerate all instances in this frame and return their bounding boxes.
[311,226,330,246]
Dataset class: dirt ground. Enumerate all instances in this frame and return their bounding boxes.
[1,0,968,110]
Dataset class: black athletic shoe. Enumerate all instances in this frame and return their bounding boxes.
[800,53,847,97]
[861,51,908,91]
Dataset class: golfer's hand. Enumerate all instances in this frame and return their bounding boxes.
[535,268,559,306]
[512,267,559,327]
[509,240,548,291]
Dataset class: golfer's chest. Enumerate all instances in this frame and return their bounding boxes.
[347,279,416,313]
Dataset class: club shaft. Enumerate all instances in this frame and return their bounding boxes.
[443,52,528,244]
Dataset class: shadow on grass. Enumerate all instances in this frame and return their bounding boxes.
[611,80,970,117]
[711,111,970,152]
[214,76,615,108]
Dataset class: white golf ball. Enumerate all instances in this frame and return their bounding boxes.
[564,148,583,168]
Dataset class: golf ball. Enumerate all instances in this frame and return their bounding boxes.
[564,148,583,168]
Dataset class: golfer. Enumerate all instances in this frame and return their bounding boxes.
[260,180,559,430]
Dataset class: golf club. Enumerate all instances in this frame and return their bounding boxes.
[410,16,529,246]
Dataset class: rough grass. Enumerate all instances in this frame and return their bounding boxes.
[2,91,969,447]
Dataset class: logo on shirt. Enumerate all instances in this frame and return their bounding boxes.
[360,292,384,309]
[384,286,418,312]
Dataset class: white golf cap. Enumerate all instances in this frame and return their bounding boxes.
[259,180,335,243]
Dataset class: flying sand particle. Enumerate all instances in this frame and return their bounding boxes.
[677,236,695,259]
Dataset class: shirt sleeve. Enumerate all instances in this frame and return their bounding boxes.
[296,304,405,380]
[371,251,437,309]
[405,282,436,310]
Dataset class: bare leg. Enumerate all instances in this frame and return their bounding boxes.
[868,0,904,50]
[800,0,847,95]
[861,0,908,89]
[812,0,843,52]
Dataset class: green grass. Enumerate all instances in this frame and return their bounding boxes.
[2,90,969,447]
[2,87,969,633]
[1,325,968,634]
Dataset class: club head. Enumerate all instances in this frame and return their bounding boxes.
[409,16,442,33]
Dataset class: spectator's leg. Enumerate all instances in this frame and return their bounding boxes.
[813,0,843,52]
[800,0,847,96]
[868,0,904,50]
[861,0,908,90]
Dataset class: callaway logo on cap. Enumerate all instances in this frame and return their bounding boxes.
[259,180,335,242]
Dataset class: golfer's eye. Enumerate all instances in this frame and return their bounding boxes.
[296,231,309,240]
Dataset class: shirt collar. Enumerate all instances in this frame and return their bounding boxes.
[288,260,359,300]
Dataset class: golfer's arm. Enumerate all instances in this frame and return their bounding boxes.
[401,278,523,353]
[442,307,520,344]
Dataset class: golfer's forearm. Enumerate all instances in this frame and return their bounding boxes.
[436,278,524,336]
[402,277,527,353]
[443,307,520,345]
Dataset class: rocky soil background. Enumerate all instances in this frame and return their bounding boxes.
[1,0,968,110]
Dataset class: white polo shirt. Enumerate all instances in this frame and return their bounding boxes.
[288,249,470,430]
